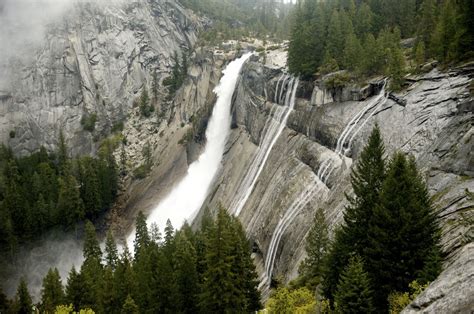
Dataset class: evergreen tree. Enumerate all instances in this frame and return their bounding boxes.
[14,278,32,314]
[173,232,199,313]
[105,230,119,269]
[65,266,86,311]
[77,157,102,218]
[334,256,374,314]
[133,211,150,259]
[57,130,69,172]
[121,294,139,314]
[41,268,64,313]
[114,246,137,311]
[298,208,329,290]
[365,152,441,310]
[198,207,261,312]
[323,125,385,301]
[326,10,344,64]
[80,220,103,311]
[57,173,85,229]
[431,0,458,62]
[417,0,437,57]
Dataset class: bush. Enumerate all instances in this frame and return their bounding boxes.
[9,130,15,138]
[388,281,428,314]
[81,113,98,132]
[111,121,124,133]
[324,72,351,90]
[133,164,149,179]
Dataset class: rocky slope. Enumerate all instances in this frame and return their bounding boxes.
[198,53,473,310]
[0,0,202,156]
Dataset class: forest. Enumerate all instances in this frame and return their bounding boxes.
[0,208,261,314]
[0,132,119,257]
[288,0,474,84]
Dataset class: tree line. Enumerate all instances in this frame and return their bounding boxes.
[0,207,261,313]
[284,125,442,313]
[180,0,294,43]
[0,132,118,256]
[288,0,474,84]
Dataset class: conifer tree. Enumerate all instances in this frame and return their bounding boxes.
[14,278,32,314]
[173,232,199,313]
[121,294,139,314]
[299,208,329,290]
[334,256,374,314]
[365,152,441,310]
[105,230,119,270]
[65,266,86,311]
[57,173,85,229]
[80,220,103,311]
[323,125,385,301]
[41,268,64,313]
[133,211,150,259]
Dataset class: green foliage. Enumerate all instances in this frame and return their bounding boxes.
[81,114,97,132]
[9,130,15,138]
[139,87,154,118]
[163,52,188,98]
[265,287,316,314]
[0,131,119,252]
[288,0,473,84]
[14,278,32,314]
[320,126,441,312]
[298,208,329,290]
[334,255,375,314]
[388,281,429,314]
[41,268,65,313]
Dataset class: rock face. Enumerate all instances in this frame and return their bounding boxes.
[0,0,202,156]
[200,55,473,309]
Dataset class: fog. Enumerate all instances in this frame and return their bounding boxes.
[0,0,125,88]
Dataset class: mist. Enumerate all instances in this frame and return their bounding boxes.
[0,0,126,89]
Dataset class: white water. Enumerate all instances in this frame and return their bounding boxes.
[231,76,299,216]
[127,53,252,245]
[263,175,322,281]
[317,81,388,185]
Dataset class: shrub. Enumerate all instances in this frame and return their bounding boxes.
[81,113,98,132]
[9,130,15,138]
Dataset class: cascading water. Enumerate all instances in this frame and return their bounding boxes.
[317,80,388,185]
[261,175,323,287]
[230,75,299,216]
[260,81,388,287]
[127,53,252,245]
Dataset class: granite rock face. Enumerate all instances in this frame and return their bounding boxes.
[0,0,202,156]
[201,56,473,308]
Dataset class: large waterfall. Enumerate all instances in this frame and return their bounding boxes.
[230,75,300,216]
[128,53,252,244]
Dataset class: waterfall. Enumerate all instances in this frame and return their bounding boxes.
[263,175,323,283]
[231,76,299,216]
[127,53,252,245]
[317,80,388,184]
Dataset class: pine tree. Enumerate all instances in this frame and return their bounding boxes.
[65,267,86,311]
[323,125,385,301]
[198,207,261,312]
[41,268,64,313]
[57,130,69,172]
[173,232,199,313]
[326,10,344,64]
[80,220,103,311]
[334,256,375,314]
[105,230,119,270]
[77,157,102,218]
[417,0,437,57]
[133,211,150,259]
[114,246,137,311]
[57,173,85,229]
[431,0,458,62]
[121,294,139,314]
[365,152,441,310]
[299,208,329,290]
[14,278,32,314]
